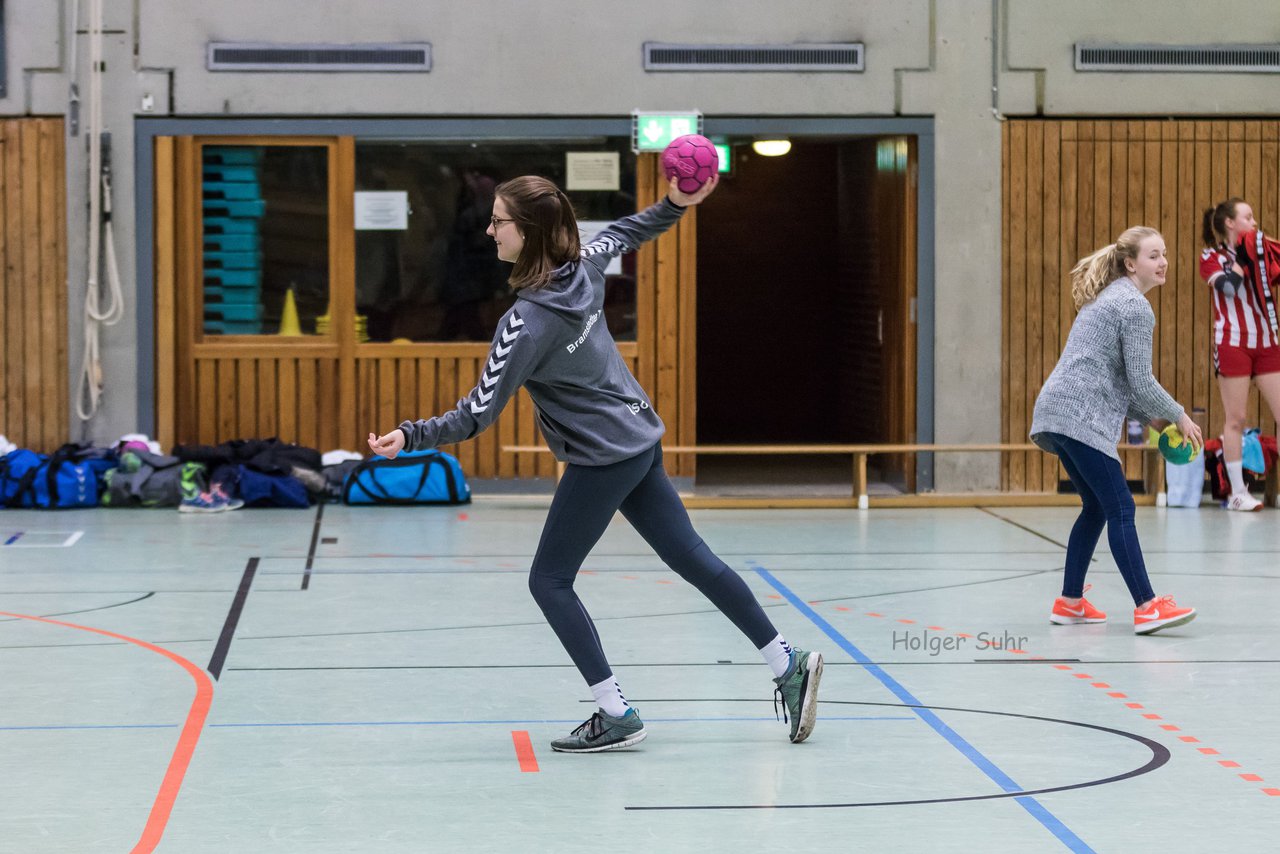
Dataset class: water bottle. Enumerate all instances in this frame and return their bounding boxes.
[1127,419,1144,445]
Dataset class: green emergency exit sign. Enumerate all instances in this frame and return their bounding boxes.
[632,111,703,152]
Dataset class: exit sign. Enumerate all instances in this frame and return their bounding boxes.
[715,143,731,173]
[632,111,703,152]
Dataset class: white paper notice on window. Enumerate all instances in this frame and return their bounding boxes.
[355,191,409,230]
[578,220,623,275]
[566,152,620,192]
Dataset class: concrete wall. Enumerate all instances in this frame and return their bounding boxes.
[3,0,1279,488]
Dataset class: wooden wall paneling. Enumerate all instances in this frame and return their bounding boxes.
[53,121,69,445]
[1024,121,1045,491]
[297,358,317,448]
[675,206,698,477]
[0,123,8,443]
[377,358,397,441]
[277,357,297,442]
[1055,122,1078,491]
[635,156,658,396]
[20,121,41,445]
[1265,122,1280,433]
[1194,123,1215,437]
[514,387,535,478]
[258,358,277,439]
[37,121,60,450]
[7,121,29,445]
[1000,123,1011,489]
[1007,121,1027,490]
[216,359,237,441]
[1040,123,1062,490]
[237,357,257,440]
[314,358,335,450]
[1168,123,1191,407]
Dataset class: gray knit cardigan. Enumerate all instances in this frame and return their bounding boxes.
[1031,277,1184,460]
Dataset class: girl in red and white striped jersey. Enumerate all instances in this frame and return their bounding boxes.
[1199,197,1280,511]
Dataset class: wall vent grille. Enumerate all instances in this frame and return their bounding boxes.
[207,43,431,72]
[1074,44,1280,73]
[643,43,863,72]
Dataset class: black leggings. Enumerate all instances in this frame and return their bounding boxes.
[528,443,779,686]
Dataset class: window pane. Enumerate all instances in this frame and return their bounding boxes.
[355,140,637,343]
[202,145,329,335]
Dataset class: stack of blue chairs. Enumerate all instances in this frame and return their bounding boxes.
[202,148,265,334]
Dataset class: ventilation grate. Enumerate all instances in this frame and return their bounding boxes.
[1075,44,1280,72]
[207,42,431,72]
[643,42,863,72]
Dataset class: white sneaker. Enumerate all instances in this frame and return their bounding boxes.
[1226,492,1263,512]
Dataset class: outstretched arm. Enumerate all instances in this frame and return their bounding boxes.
[368,310,541,458]
[581,176,719,273]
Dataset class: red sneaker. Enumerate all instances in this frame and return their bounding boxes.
[1134,595,1196,635]
[1050,588,1107,625]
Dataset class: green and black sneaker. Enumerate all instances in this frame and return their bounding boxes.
[550,708,647,753]
[773,649,823,743]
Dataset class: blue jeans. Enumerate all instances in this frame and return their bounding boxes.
[1042,433,1155,607]
[528,443,778,686]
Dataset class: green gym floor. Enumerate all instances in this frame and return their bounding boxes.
[1,499,1276,852]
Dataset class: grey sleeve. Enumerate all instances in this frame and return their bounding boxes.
[580,197,686,273]
[397,311,540,451]
[1119,305,1184,425]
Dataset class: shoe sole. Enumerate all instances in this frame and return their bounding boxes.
[1135,610,1197,635]
[550,728,647,753]
[1049,615,1106,625]
[792,653,823,744]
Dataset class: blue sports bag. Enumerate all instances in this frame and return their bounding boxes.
[342,449,471,506]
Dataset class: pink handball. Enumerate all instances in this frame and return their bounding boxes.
[661,134,719,194]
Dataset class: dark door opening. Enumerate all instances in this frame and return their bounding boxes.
[695,137,916,495]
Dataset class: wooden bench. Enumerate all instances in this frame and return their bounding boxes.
[500,442,1278,509]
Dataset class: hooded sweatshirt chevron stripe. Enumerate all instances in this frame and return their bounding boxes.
[398,197,685,466]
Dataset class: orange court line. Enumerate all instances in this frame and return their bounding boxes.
[0,611,213,854]
[1220,761,1242,768]
[512,731,540,773]
[1241,774,1264,782]
[1263,788,1280,796]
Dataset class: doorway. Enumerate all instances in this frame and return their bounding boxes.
[695,136,918,495]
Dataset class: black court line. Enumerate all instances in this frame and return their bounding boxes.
[624,699,1170,811]
[978,507,1077,552]
[0,592,155,623]
[301,503,325,590]
[207,558,258,680]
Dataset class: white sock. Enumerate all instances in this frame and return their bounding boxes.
[1226,460,1248,495]
[589,676,630,717]
[760,634,794,679]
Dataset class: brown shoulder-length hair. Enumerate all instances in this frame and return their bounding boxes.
[495,176,580,289]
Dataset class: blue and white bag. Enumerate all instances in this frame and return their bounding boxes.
[342,450,471,506]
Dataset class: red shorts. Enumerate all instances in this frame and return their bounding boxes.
[1216,342,1280,378]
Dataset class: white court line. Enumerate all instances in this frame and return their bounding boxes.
[2,531,84,548]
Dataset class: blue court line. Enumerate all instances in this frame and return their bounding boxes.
[754,565,1095,854]
[0,716,913,733]
[3,533,21,546]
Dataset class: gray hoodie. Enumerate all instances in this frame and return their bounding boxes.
[1030,276,1183,460]
[399,197,685,465]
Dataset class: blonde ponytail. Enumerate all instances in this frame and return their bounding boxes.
[1070,244,1118,309]
[1069,226,1162,309]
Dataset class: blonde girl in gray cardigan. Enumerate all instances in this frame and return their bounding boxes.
[1031,226,1201,635]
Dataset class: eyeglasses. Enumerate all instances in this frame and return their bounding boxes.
[490,216,515,230]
